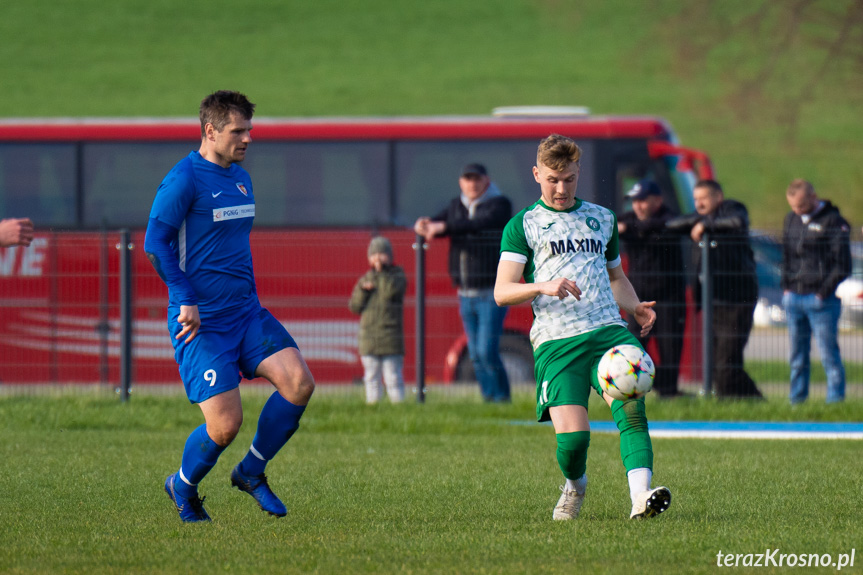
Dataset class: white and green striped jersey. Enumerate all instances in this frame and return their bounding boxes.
[500,198,627,350]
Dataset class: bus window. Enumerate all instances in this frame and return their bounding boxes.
[244,142,390,226]
[615,160,681,216]
[83,142,190,228]
[0,143,77,227]
[82,141,391,228]
[663,155,697,215]
[394,139,596,224]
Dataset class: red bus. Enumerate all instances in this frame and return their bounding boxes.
[0,108,712,387]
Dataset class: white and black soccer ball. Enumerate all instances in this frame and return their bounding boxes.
[597,344,655,401]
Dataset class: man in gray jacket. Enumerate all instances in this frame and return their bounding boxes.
[414,163,513,402]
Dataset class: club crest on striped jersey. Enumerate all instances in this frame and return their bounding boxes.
[236,182,249,196]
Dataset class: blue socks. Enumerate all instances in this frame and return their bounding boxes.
[239,391,305,477]
[173,393,305,496]
[175,424,226,498]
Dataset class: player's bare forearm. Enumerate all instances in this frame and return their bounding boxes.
[495,279,543,307]
[608,266,656,336]
[495,259,581,306]
[494,259,534,306]
[609,271,640,316]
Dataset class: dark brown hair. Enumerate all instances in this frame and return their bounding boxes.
[199,91,255,137]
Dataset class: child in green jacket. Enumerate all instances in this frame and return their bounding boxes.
[349,236,407,403]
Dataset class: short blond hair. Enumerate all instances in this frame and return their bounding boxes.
[786,178,815,197]
[536,134,582,171]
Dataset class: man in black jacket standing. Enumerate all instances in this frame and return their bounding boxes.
[781,179,851,404]
[667,179,763,399]
[414,163,513,402]
[618,180,687,398]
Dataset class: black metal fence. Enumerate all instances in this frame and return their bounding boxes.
[1,230,860,402]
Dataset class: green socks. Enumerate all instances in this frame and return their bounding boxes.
[611,397,653,472]
[555,398,653,483]
[556,431,590,480]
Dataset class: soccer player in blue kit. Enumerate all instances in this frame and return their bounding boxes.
[144,91,315,522]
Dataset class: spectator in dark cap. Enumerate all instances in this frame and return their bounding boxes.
[414,163,513,402]
[461,163,487,177]
[618,179,687,398]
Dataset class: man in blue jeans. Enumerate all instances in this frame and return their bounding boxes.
[414,163,513,402]
[781,179,851,404]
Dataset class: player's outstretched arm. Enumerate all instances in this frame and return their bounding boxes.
[494,259,581,307]
[608,264,655,337]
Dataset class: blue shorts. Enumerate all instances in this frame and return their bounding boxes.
[169,304,297,404]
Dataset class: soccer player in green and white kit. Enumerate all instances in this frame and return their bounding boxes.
[494,134,671,520]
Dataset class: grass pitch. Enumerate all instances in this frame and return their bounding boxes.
[1,391,861,574]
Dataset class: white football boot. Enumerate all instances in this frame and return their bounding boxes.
[630,486,671,519]
[552,486,585,520]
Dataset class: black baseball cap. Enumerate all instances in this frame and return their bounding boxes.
[626,179,661,200]
[461,163,488,177]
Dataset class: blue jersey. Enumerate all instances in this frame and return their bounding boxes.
[149,151,258,317]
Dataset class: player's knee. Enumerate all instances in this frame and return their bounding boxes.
[208,414,243,446]
[274,368,315,404]
[296,371,315,402]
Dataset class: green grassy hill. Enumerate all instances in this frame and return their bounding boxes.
[3,0,861,229]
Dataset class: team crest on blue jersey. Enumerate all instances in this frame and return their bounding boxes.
[236,182,248,196]
[586,217,600,231]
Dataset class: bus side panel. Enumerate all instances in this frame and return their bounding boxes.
[1,229,530,387]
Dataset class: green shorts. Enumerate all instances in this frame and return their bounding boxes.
[533,324,643,422]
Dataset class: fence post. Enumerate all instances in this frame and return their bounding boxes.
[700,233,713,396]
[99,227,110,385]
[117,230,134,402]
[413,234,427,403]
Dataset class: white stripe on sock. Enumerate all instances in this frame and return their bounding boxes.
[178,468,195,486]
[249,444,266,461]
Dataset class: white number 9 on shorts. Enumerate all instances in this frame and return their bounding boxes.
[204,369,217,387]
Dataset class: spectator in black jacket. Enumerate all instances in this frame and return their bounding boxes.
[781,179,851,404]
[667,179,763,399]
[414,163,513,402]
[618,179,687,398]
